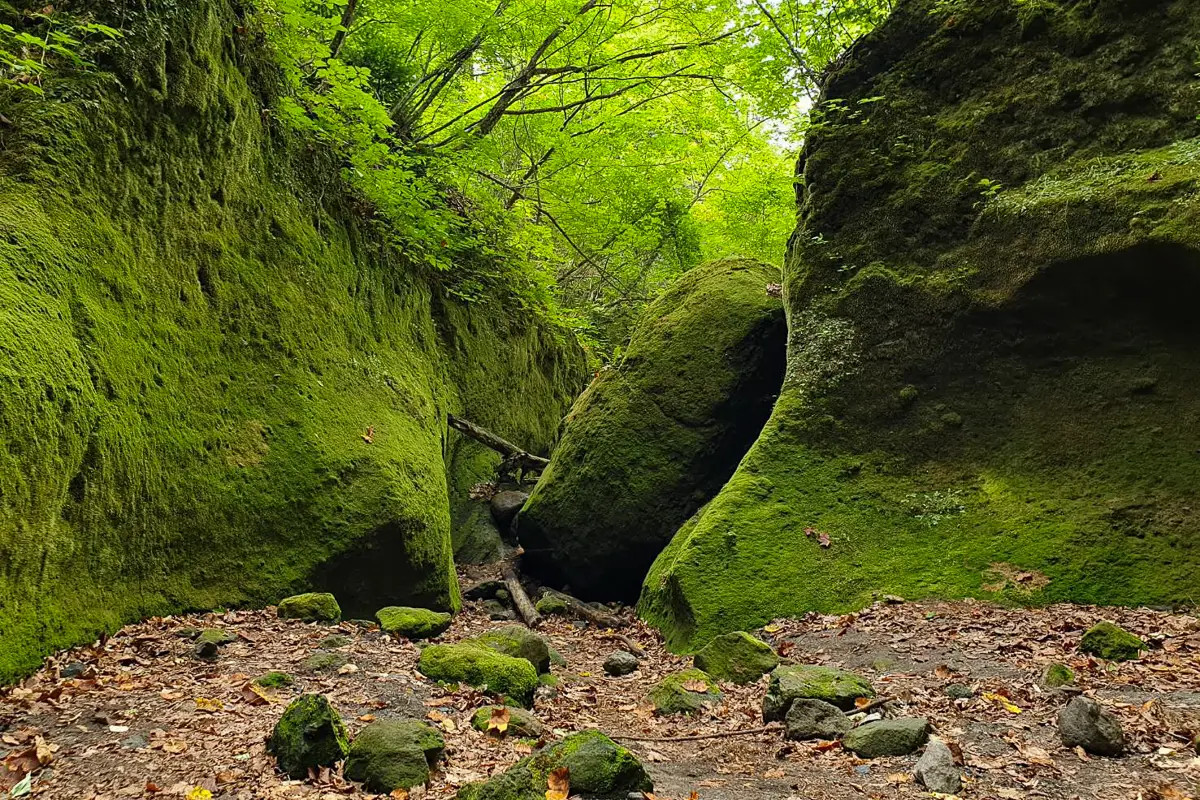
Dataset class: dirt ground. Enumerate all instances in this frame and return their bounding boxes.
[1,569,1197,800]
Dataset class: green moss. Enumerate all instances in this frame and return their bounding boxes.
[256,671,295,689]
[762,665,875,720]
[376,606,453,640]
[303,651,349,673]
[318,634,351,649]
[647,669,722,715]
[267,694,349,779]
[535,594,570,615]
[520,258,786,600]
[1043,662,1075,688]
[417,643,539,707]
[278,594,342,623]
[344,719,444,793]
[0,0,584,681]
[692,632,779,685]
[456,730,652,800]
[195,628,236,647]
[1079,622,1145,661]
[471,625,552,674]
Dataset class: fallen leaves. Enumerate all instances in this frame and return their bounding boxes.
[194,696,225,713]
[545,766,570,800]
[682,679,710,693]
[487,707,510,734]
[981,691,1022,714]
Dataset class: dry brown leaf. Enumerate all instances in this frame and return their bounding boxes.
[239,682,273,706]
[682,679,710,693]
[194,697,224,713]
[389,790,409,800]
[546,766,570,800]
[487,707,510,734]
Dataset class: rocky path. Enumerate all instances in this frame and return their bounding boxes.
[0,572,1197,799]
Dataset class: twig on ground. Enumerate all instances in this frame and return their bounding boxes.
[614,725,782,743]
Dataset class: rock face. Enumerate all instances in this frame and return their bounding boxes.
[640,0,1200,651]
[0,0,585,681]
[1080,622,1145,661]
[376,607,453,640]
[456,730,652,800]
[267,695,349,779]
[520,258,787,600]
[417,644,538,707]
[278,594,342,623]
[647,669,722,715]
[762,665,875,721]
[344,719,444,792]
[693,632,779,685]
[1059,697,1125,756]
[843,718,930,758]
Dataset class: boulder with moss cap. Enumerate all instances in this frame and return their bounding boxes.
[344,719,444,792]
[647,669,722,715]
[377,606,453,640]
[1079,622,1145,662]
[267,694,349,778]
[277,593,342,623]
[693,632,779,685]
[470,625,552,674]
[762,664,874,721]
[418,643,538,707]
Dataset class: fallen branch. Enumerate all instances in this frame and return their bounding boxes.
[502,564,542,628]
[604,632,645,657]
[448,413,549,472]
[614,725,782,743]
[543,589,625,629]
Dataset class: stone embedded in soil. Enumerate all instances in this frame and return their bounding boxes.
[196,628,237,646]
[783,698,852,741]
[1058,696,1125,756]
[344,719,444,793]
[692,631,779,685]
[277,593,342,622]
[471,624,552,674]
[535,593,570,616]
[60,662,86,678]
[944,684,974,700]
[1079,622,1145,662]
[604,650,640,677]
[762,664,875,721]
[417,643,539,707]
[471,705,545,738]
[842,718,930,758]
[1043,662,1076,688]
[647,669,722,715]
[256,671,294,688]
[267,694,349,779]
[376,606,453,640]
[318,634,351,649]
[490,490,528,531]
[914,737,962,794]
[302,651,349,673]
[456,730,652,800]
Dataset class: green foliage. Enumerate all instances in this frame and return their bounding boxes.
[0,6,120,95]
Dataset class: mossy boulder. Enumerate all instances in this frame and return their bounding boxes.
[303,651,349,673]
[471,706,545,738]
[196,629,237,646]
[418,643,538,707]
[693,632,779,685]
[521,258,786,601]
[278,594,342,623]
[267,694,349,779]
[1043,663,1076,688]
[456,730,651,800]
[535,593,570,616]
[1080,622,1145,661]
[344,719,444,792]
[843,718,930,758]
[647,669,722,715]
[762,665,874,721]
[256,671,295,689]
[640,0,1200,651]
[471,625,552,674]
[377,607,454,640]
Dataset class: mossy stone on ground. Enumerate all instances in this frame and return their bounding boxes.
[1080,622,1145,661]
[418,644,538,707]
[278,594,342,623]
[647,669,722,715]
[456,730,652,800]
[638,0,1200,652]
[344,719,444,792]
[1043,663,1076,688]
[318,635,351,649]
[377,607,453,640]
[842,718,930,758]
[784,698,852,741]
[303,651,349,673]
[471,706,545,738]
[196,629,237,647]
[535,594,570,616]
[471,625,552,674]
[521,258,787,601]
[267,694,349,779]
[256,671,294,689]
[763,665,874,720]
[693,632,779,685]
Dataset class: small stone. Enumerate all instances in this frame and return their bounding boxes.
[843,718,930,758]
[604,651,640,677]
[647,669,722,715]
[763,665,875,721]
[535,593,570,615]
[464,580,507,601]
[303,651,349,673]
[470,705,545,738]
[196,629,237,647]
[256,671,294,689]
[914,737,961,794]
[60,662,87,679]
[482,599,507,615]
[194,640,220,660]
[318,634,351,649]
[175,627,201,640]
[344,719,443,793]
[944,684,974,700]
[1058,697,1124,756]
[267,694,349,778]
[471,625,552,674]
[693,632,779,685]
[488,608,517,621]
[494,589,511,604]
[120,733,149,750]
[376,606,453,640]
[277,592,342,622]
[1042,662,1075,688]
[783,698,851,741]
[1079,622,1144,661]
[489,491,528,530]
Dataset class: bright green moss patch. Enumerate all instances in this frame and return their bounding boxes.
[1079,622,1145,662]
[1043,663,1075,688]
[195,629,236,647]
[278,594,342,623]
[256,671,295,689]
[535,594,569,616]
[647,669,722,715]
[418,643,539,707]
[376,607,453,640]
[267,694,349,779]
[692,631,779,685]
[471,625,552,674]
[762,665,875,720]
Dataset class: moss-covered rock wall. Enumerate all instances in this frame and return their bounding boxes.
[641,0,1200,650]
[0,0,583,680]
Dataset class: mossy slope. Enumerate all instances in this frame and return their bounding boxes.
[641,0,1200,650]
[0,0,583,680]
[520,258,786,599]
